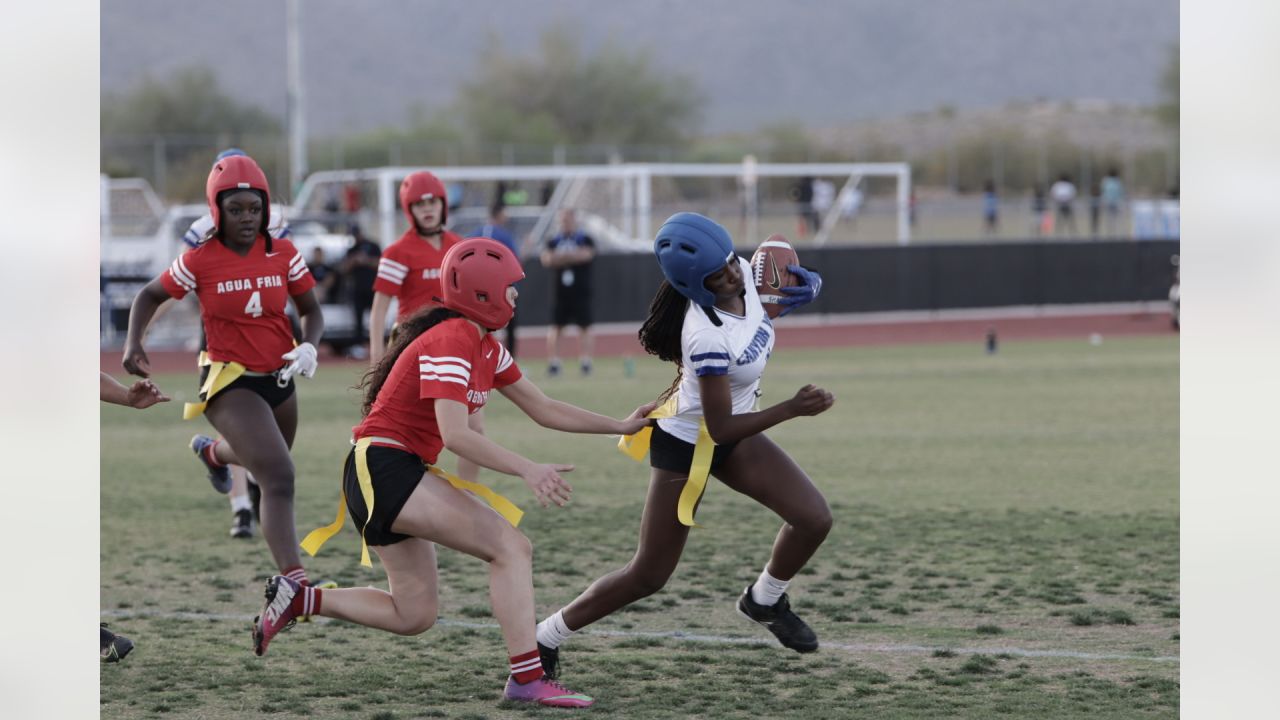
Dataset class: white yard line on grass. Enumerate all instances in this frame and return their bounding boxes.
[101,608,1178,664]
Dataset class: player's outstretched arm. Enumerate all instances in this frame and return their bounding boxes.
[497,377,656,435]
[435,398,574,508]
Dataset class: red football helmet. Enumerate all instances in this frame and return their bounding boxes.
[439,238,525,330]
[399,171,448,230]
[206,154,271,237]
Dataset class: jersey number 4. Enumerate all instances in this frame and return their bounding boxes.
[244,291,263,318]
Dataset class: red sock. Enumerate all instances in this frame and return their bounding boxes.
[203,440,226,468]
[283,566,310,587]
[510,649,544,684]
[288,584,322,618]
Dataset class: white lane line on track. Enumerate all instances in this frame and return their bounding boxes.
[101,608,1178,664]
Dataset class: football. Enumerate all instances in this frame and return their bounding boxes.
[750,235,800,318]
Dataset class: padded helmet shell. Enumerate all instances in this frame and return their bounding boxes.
[439,237,525,330]
[206,154,271,237]
[399,171,448,229]
[653,212,736,307]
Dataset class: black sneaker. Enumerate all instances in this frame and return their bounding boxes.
[580,360,592,376]
[736,586,818,653]
[538,642,560,680]
[547,361,561,377]
[100,624,134,663]
[190,434,232,494]
[230,509,253,538]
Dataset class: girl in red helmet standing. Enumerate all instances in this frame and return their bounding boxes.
[254,238,655,709]
[123,154,326,588]
[368,170,463,366]
[370,170,491,484]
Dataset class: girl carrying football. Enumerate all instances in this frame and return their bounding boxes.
[535,212,832,677]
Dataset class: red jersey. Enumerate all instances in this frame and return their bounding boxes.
[161,238,316,372]
[373,229,464,322]
[353,318,521,464]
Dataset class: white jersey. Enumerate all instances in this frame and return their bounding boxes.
[657,256,775,444]
[183,204,291,248]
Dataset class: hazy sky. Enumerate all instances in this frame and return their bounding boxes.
[101,0,1179,136]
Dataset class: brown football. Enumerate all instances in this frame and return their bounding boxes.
[750,235,800,318]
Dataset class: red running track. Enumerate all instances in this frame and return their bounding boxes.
[102,309,1176,375]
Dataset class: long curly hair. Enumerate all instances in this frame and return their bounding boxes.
[358,305,465,416]
[638,280,691,403]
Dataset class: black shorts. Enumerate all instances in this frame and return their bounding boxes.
[343,444,427,546]
[200,365,294,409]
[649,423,739,474]
[552,292,593,328]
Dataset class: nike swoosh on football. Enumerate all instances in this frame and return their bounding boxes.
[765,255,783,290]
[265,252,280,257]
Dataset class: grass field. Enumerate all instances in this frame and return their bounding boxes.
[101,335,1178,718]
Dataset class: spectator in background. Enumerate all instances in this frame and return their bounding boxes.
[838,184,864,227]
[1050,173,1078,236]
[1088,181,1103,238]
[982,179,999,236]
[342,224,381,358]
[343,182,362,214]
[791,176,817,237]
[309,247,338,304]
[1031,184,1049,236]
[1101,168,1126,237]
[478,204,521,357]
[540,208,596,377]
[810,178,835,233]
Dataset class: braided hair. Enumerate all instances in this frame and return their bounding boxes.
[638,280,691,403]
[358,305,465,416]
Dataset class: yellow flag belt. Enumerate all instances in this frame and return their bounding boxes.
[617,395,716,527]
[182,351,247,419]
[301,437,524,567]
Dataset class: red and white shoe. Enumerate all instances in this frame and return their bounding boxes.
[252,575,300,656]
[503,675,594,708]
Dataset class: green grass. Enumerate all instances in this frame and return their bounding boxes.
[101,335,1178,718]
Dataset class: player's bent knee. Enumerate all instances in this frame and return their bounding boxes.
[397,610,437,636]
[628,565,674,599]
[792,503,834,539]
[493,529,533,566]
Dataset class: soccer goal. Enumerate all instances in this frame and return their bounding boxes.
[292,160,912,254]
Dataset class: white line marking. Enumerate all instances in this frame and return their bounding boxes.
[100,608,1178,664]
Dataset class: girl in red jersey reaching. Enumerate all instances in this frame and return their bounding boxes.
[123,154,326,588]
[254,238,654,709]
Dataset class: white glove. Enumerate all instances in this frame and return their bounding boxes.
[279,342,318,383]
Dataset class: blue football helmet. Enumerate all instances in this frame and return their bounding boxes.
[653,212,736,307]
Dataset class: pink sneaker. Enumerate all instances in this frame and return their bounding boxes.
[252,575,300,656]
[503,675,594,708]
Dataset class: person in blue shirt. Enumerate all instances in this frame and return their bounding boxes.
[478,204,521,356]
[539,209,596,376]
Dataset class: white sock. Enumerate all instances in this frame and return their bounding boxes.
[750,566,791,606]
[535,610,575,649]
[230,494,253,513]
